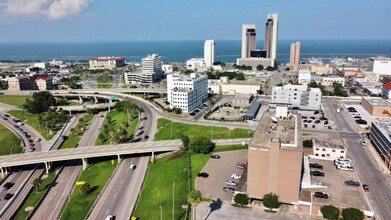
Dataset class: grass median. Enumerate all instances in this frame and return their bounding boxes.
[60,159,117,220]
[133,152,210,220]
[7,110,57,140]
[61,114,94,149]
[0,95,30,106]
[0,123,22,155]
[154,118,253,141]
[14,171,57,220]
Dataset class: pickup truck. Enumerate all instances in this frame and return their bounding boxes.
[345,180,360,187]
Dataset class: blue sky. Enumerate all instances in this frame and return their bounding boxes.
[0,0,390,41]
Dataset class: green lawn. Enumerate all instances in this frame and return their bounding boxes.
[0,123,22,155]
[0,95,30,106]
[213,144,248,152]
[7,110,57,140]
[96,84,112,89]
[154,118,253,141]
[60,160,117,220]
[14,171,57,220]
[133,152,210,220]
[95,110,139,145]
[61,114,94,149]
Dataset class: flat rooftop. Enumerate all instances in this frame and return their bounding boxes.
[314,139,345,150]
[250,111,301,150]
[363,97,391,107]
[372,118,391,143]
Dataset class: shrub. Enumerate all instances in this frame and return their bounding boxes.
[262,193,279,210]
[321,205,340,220]
[303,139,313,148]
[234,193,249,206]
[341,207,364,220]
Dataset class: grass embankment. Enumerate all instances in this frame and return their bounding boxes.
[134,153,210,220]
[154,118,253,141]
[0,123,22,155]
[96,84,112,89]
[14,171,57,220]
[7,110,58,140]
[0,95,30,106]
[60,160,116,220]
[60,114,94,149]
[95,110,139,145]
[213,144,248,152]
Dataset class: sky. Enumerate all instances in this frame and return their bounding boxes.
[0,0,390,42]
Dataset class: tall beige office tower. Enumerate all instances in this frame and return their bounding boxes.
[264,13,279,61]
[204,40,215,68]
[241,24,257,58]
[290,41,301,67]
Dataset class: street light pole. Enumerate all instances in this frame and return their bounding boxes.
[159,205,162,220]
[171,122,173,139]
[10,145,15,155]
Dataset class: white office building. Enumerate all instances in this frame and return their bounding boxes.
[204,40,215,68]
[270,84,322,110]
[368,57,391,75]
[167,73,208,113]
[298,69,311,85]
[124,54,162,83]
[33,62,49,69]
[89,56,125,69]
[186,58,205,71]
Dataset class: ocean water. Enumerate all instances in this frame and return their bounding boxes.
[0,39,390,64]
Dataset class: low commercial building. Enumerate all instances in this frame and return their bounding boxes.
[208,77,261,95]
[353,72,379,84]
[245,100,261,120]
[361,97,391,117]
[370,118,391,170]
[186,58,205,71]
[321,75,345,87]
[248,108,302,203]
[367,57,391,75]
[270,85,322,110]
[231,94,254,106]
[7,76,32,91]
[33,62,49,69]
[313,139,346,159]
[167,73,208,113]
[236,57,274,68]
[298,69,311,85]
[89,56,125,69]
[382,83,391,99]
[310,64,333,74]
[33,77,53,91]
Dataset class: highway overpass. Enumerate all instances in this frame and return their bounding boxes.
[0,138,251,176]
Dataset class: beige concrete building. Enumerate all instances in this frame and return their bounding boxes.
[89,56,125,69]
[313,139,346,159]
[208,78,261,95]
[321,75,345,87]
[289,41,301,69]
[361,97,391,117]
[236,57,274,69]
[34,77,53,91]
[241,24,257,58]
[310,64,333,74]
[248,108,303,203]
[7,76,31,91]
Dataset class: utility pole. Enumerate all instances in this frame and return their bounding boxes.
[172,182,175,220]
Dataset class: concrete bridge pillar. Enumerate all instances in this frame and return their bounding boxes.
[94,97,98,103]
[117,154,122,163]
[0,167,4,178]
[152,151,155,158]
[82,158,88,170]
[79,96,83,104]
[44,162,51,175]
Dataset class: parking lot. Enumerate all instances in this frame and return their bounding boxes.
[343,104,372,129]
[306,158,368,210]
[196,150,247,201]
[299,110,336,131]
[208,105,246,121]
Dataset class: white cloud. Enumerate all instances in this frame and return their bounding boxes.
[1,0,94,20]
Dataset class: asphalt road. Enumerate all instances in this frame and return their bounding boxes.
[324,100,391,219]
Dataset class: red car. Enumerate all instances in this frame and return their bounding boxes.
[363,184,369,192]
[236,162,247,167]
[29,143,35,147]
[314,192,329,199]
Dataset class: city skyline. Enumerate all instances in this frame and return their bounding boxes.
[0,0,390,41]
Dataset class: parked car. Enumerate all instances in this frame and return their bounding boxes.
[4,193,13,200]
[309,163,323,169]
[2,182,14,191]
[197,172,209,178]
[310,171,325,177]
[345,180,360,187]
[310,117,315,120]
[211,154,220,159]
[144,135,149,139]
[362,184,369,192]
[35,137,41,142]
[231,174,241,179]
[225,180,237,186]
[314,192,328,199]
[130,164,136,171]
[223,187,235,192]
[337,166,354,171]
[29,148,36,152]
[314,111,320,115]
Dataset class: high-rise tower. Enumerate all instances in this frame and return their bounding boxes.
[241,24,257,58]
[264,14,279,61]
[290,41,301,67]
[204,40,215,68]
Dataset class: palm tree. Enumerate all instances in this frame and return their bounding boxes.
[79,183,91,195]
[110,131,121,145]
[187,189,202,218]
[32,178,42,192]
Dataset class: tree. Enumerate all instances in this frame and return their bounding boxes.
[189,136,215,154]
[321,205,340,220]
[179,134,190,151]
[234,193,249,206]
[79,183,91,195]
[24,91,56,114]
[32,178,42,192]
[276,82,283,86]
[262,193,280,210]
[266,66,277,71]
[187,189,202,205]
[303,139,313,148]
[256,64,264,71]
[341,207,364,220]
[110,130,121,145]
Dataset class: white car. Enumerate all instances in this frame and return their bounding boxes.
[360,141,368,146]
[35,137,41,142]
[337,166,354,171]
[225,180,237,186]
[231,174,241,179]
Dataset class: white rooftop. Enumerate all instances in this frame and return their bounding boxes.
[373,118,391,143]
